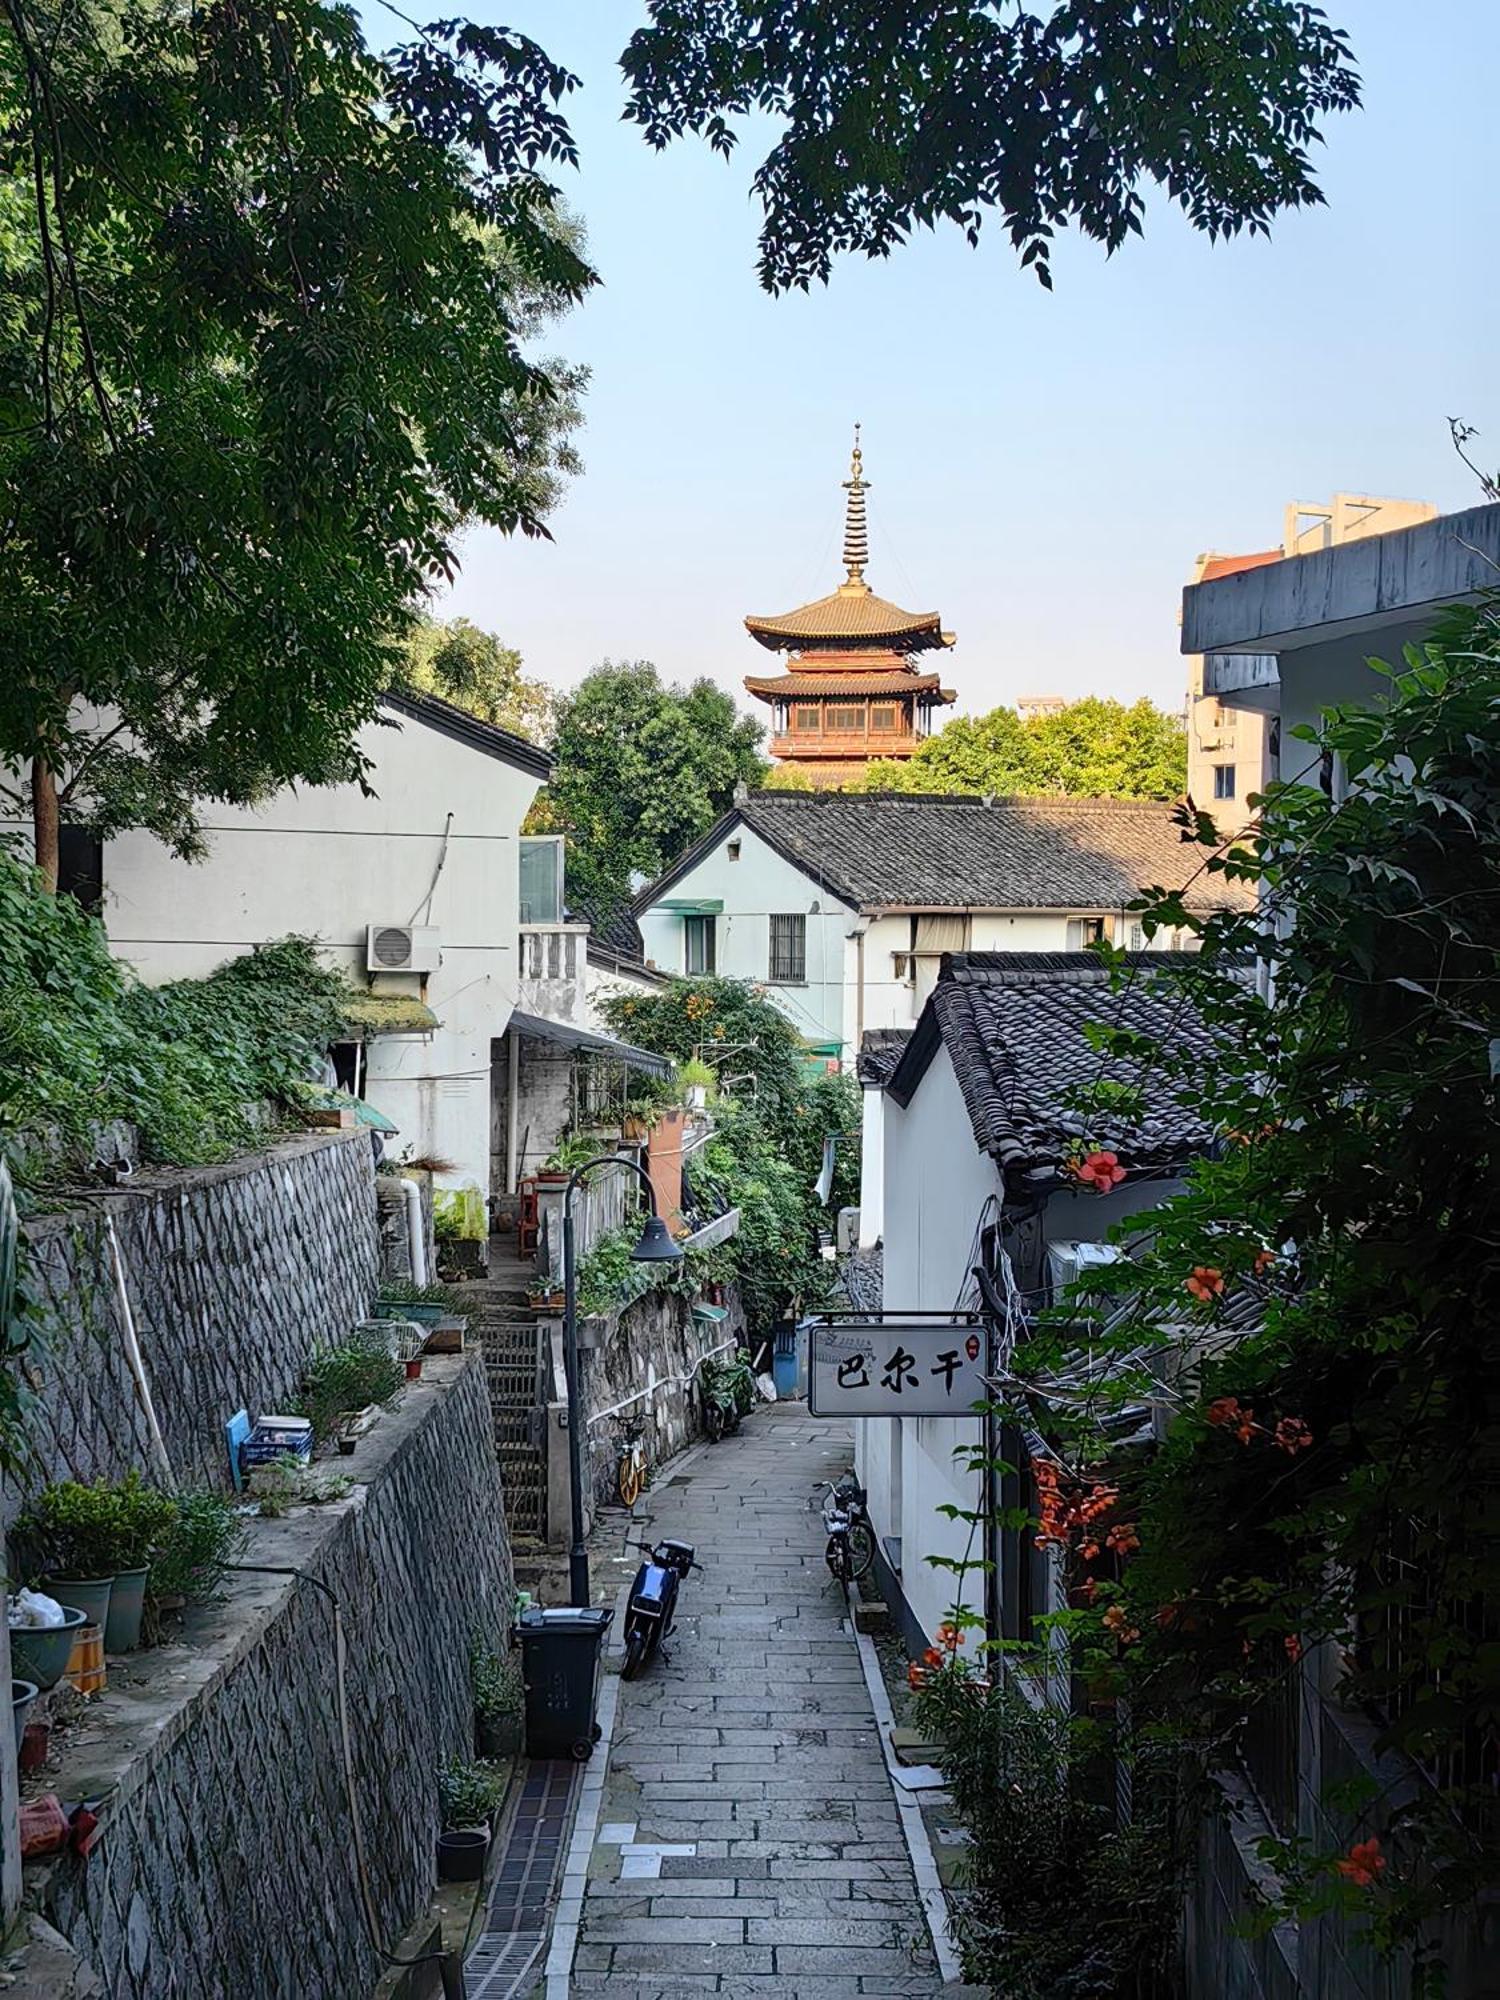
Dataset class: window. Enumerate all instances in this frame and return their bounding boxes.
[1213,763,1236,800]
[684,914,716,976]
[57,825,104,915]
[826,705,863,732]
[1068,915,1108,950]
[870,703,900,732]
[792,705,821,732]
[1128,922,1144,952]
[518,836,564,922]
[769,913,807,983]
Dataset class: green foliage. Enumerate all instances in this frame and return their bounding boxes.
[13,1470,178,1579]
[470,1637,523,1722]
[292,1329,404,1444]
[601,980,858,1336]
[845,697,1186,800]
[543,1133,603,1174]
[149,1491,247,1604]
[438,1757,509,1830]
[622,1,1360,292]
[378,1279,470,1315]
[531,661,766,910]
[0,855,348,1179]
[913,1664,1181,1997]
[0,0,592,877]
[398,618,554,742]
[976,606,1500,1961]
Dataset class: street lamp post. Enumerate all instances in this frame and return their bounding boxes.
[562,1153,682,1608]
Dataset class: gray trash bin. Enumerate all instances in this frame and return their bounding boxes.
[515,1605,613,1760]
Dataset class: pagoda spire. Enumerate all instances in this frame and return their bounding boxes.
[841,424,870,586]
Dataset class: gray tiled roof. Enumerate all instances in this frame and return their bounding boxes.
[889,952,1221,1189]
[731,791,1250,913]
[856,1029,912,1086]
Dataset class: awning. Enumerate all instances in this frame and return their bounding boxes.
[340,992,440,1039]
[294,1084,400,1133]
[508,1010,672,1078]
[656,898,724,915]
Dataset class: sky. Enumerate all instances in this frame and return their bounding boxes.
[367,0,1500,720]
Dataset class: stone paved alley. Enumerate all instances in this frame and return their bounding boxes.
[558,1404,949,1997]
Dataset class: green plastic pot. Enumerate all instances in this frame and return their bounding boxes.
[11,1679,38,1752]
[104,1568,149,1653]
[41,1575,113,1633]
[10,1609,86,1691]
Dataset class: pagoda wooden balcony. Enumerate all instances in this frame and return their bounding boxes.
[768,729,919,761]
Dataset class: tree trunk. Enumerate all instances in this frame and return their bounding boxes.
[31,754,59,893]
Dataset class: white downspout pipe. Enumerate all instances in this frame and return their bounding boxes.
[400,1178,428,1288]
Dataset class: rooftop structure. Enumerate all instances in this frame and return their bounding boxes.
[743,429,956,785]
[886,951,1218,1194]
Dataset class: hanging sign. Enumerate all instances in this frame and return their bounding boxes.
[807,1319,988,1419]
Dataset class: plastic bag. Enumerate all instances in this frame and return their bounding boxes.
[9,1588,67,1628]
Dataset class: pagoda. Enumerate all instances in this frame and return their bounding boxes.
[744,429,956,787]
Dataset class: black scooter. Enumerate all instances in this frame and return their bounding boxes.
[620,1538,700,1680]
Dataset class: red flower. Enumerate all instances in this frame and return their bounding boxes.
[1185,1265,1225,1303]
[1335,1837,1386,1889]
[1284,1634,1302,1663]
[936,1623,964,1651]
[1073,1149,1127,1192]
[1205,1396,1242,1427]
[1078,1577,1100,1605]
[1101,1603,1140,1644]
[1274,1417,1313,1456]
[907,1661,928,1690]
[1105,1522,1141,1557]
[923,1647,943,1670]
[1252,1249,1276,1276]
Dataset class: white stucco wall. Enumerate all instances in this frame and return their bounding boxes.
[858,1046,998,1644]
[638,825,857,1046]
[861,1042,1189,1647]
[93,711,543,1194]
[857,1084,886,1249]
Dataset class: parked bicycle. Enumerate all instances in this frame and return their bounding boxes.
[819,1475,875,1597]
[617,1417,649,1509]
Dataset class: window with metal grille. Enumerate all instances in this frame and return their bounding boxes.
[1214,763,1237,799]
[768,913,806,983]
[684,914,716,976]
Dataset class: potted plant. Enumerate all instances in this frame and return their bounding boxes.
[13,1473,179,1653]
[436,1758,508,1881]
[148,1492,247,1615]
[677,1057,715,1111]
[471,1639,524,1760]
[292,1330,405,1446]
[536,1133,598,1185]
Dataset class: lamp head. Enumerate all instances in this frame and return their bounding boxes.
[630,1213,683,1263]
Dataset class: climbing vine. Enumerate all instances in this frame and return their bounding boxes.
[0,852,349,1183]
[921,606,1500,1989]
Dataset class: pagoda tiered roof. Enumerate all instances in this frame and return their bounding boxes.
[743,667,952,699]
[743,431,955,663]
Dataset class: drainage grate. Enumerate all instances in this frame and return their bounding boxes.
[465,1761,578,1999]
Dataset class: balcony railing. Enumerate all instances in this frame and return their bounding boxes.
[768,729,918,760]
[517,921,590,1026]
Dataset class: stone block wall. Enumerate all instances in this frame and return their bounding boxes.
[41,1356,512,2000]
[577,1283,745,1511]
[14,1131,378,1504]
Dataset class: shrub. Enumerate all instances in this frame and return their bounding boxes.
[13,1471,179,1580]
[438,1758,509,1829]
[293,1329,404,1443]
[471,1638,522,1722]
[149,1491,247,1604]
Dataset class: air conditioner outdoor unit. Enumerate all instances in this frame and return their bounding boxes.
[366,924,441,974]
